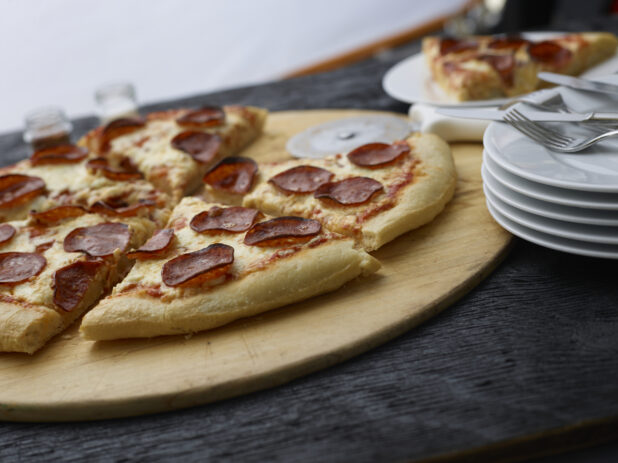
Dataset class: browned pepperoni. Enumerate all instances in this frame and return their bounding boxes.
[35,241,54,254]
[127,229,175,260]
[176,107,225,128]
[478,54,516,86]
[203,156,258,195]
[0,252,46,285]
[269,166,334,194]
[488,36,530,50]
[347,142,410,168]
[0,224,16,246]
[30,205,87,225]
[190,206,261,234]
[89,199,155,217]
[64,222,131,257]
[161,243,234,288]
[170,131,222,164]
[100,117,146,151]
[439,38,478,55]
[314,177,383,206]
[0,174,46,209]
[528,40,572,68]
[53,260,104,311]
[30,144,88,166]
[86,157,143,181]
[244,216,321,247]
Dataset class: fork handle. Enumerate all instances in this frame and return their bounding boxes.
[589,112,618,122]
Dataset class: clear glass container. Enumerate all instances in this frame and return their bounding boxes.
[95,82,139,123]
[23,106,72,151]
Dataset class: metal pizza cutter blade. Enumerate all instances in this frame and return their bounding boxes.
[286,115,413,159]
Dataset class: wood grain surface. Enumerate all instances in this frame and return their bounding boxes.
[0,109,511,422]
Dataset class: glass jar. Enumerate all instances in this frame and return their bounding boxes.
[95,82,139,124]
[23,107,72,151]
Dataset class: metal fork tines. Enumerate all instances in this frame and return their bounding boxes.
[503,108,618,153]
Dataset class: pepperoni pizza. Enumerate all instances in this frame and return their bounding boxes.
[203,133,456,251]
[422,32,618,101]
[0,105,459,352]
[0,211,154,353]
[79,106,267,201]
[80,197,379,340]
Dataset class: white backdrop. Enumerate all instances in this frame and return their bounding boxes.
[0,0,467,131]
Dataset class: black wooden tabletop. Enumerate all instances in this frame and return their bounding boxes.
[0,30,617,463]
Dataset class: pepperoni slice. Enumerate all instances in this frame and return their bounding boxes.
[269,166,334,194]
[35,241,54,254]
[528,40,572,68]
[161,243,234,288]
[488,36,530,50]
[347,142,410,168]
[190,206,261,234]
[30,205,87,225]
[0,174,46,209]
[53,260,104,311]
[478,54,516,86]
[100,117,146,151]
[439,38,478,55]
[176,107,225,128]
[0,224,16,246]
[170,131,222,164]
[30,144,88,166]
[86,157,143,181]
[314,177,383,206]
[244,217,321,247]
[89,199,155,217]
[203,157,257,194]
[64,222,131,257]
[0,252,46,285]
[127,229,175,260]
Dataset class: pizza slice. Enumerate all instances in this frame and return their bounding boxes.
[80,196,379,340]
[209,133,456,252]
[422,32,618,101]
[0,211,155,353]
[79,105,268,201]
[0,144,172,226]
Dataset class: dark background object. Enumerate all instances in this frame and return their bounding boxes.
[492,0,614,33]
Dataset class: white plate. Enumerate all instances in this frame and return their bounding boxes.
[382,32,618,107]
[482,162,618,225]
[483,76,618,193]
[483,153,618,210]
[485,198,618,259]
[484,186,618,245]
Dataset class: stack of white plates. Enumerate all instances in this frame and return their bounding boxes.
[482,84,618,259]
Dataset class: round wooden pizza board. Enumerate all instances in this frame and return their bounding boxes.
[0,110,512,421]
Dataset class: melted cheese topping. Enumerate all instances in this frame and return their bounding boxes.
[114,196,340,300]
[0,213,154,309]
[109,110,247,193]
[244,145,419,236]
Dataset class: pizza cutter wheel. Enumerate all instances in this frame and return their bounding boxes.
[286,115,412,159]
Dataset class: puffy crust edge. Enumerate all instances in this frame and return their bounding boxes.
[360,133,456,251]
[80,239,380,341]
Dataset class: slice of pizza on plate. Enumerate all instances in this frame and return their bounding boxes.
[422,32,618,101]
[233,133,456,251]
[79,105,268,201]
[0,211,155,353]
[80,196,379,341]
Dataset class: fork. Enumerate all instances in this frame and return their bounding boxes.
[503,108,618,153]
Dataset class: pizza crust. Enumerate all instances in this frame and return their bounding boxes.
[80,239,379,340]
[360,133,456,250]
